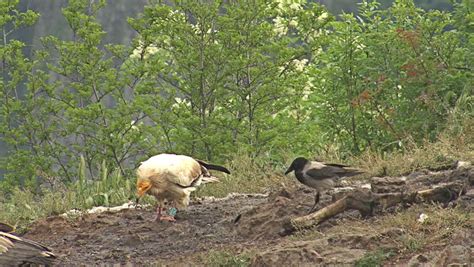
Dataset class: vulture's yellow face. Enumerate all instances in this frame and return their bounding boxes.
[136,179,152,198]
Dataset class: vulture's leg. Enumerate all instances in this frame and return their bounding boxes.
[308,191,320,214]
[159,207,177,222]
[160,207,177,222]
[154,206,163,221]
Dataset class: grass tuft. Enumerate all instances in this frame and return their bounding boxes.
[355,249,395,267]
[201,250,251,267]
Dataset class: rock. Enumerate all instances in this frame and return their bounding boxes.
[276,187,293,199]
[439,245,471,266]
[456,189,474,210]
[408,254,429,266]
[330,187,356,201]
[456,161,471,169]
[371,176,407,193]
[406,230,473,266]
[432,230,473,266]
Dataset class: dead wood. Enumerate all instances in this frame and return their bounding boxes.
[282,181,466,235]
[371,176,407,193]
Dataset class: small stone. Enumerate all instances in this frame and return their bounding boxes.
[417,213,429,223]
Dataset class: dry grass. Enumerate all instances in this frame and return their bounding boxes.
[195,151,288,198]
[292,204,471,265]
[322,204,472,262]
[348,119,474,180]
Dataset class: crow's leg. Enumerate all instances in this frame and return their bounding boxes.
[308,191,320,214]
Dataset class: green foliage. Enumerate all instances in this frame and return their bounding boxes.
[73,155,135,208]
[355,249,394,267]
[0,157,136,232]
[1,0,147,192]
[1,0,473,201]
[126,0,330,160]
[0,0,42,191]
[308,0,474,154]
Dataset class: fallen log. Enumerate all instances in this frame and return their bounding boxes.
[282,181,466,235]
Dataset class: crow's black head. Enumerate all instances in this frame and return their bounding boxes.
[285,157,309,175]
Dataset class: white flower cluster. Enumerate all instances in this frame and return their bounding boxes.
[302,77,315,100]
[318,12,328,21]
[130,40,159,59]
[190,22,218,36]
[169,10,185,21]
[130,120,139,131]
[275,0,304,12]
[273,16,288,37]
[272,0,306,37]
[292,58,308,72]
[172,97,191,109]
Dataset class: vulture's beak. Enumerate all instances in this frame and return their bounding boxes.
[136,180,151,202]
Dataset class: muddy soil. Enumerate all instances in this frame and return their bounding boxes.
[24,168,473,266]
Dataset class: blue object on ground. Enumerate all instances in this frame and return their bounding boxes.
[168,207,177,217]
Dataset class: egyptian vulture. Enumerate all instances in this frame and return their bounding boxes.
[136,153,230,221]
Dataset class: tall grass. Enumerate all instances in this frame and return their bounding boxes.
[195,151,288,198]
[0,156,136,232]
[344,117,474,179]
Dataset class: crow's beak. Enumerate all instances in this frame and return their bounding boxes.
[284,166,293,175]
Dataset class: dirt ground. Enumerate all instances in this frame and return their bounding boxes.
[24,167,473,266]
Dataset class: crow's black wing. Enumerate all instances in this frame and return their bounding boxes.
[304,165,341,180]
[324,162,351,168]
[305,164,363,180]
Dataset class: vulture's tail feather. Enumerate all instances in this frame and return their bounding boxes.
[197,160,231,174]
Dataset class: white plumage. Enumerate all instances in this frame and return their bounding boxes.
[136,153,230,221]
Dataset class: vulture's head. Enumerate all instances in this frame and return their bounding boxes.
[136,178,152,199]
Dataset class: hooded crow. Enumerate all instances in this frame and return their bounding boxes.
[0,224,56,266]
[136,153,230,222]
[285,157,363,213]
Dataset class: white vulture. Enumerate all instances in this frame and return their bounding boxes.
[285,157,363,213]
[0,223,56,266]
[136,153,230,222]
